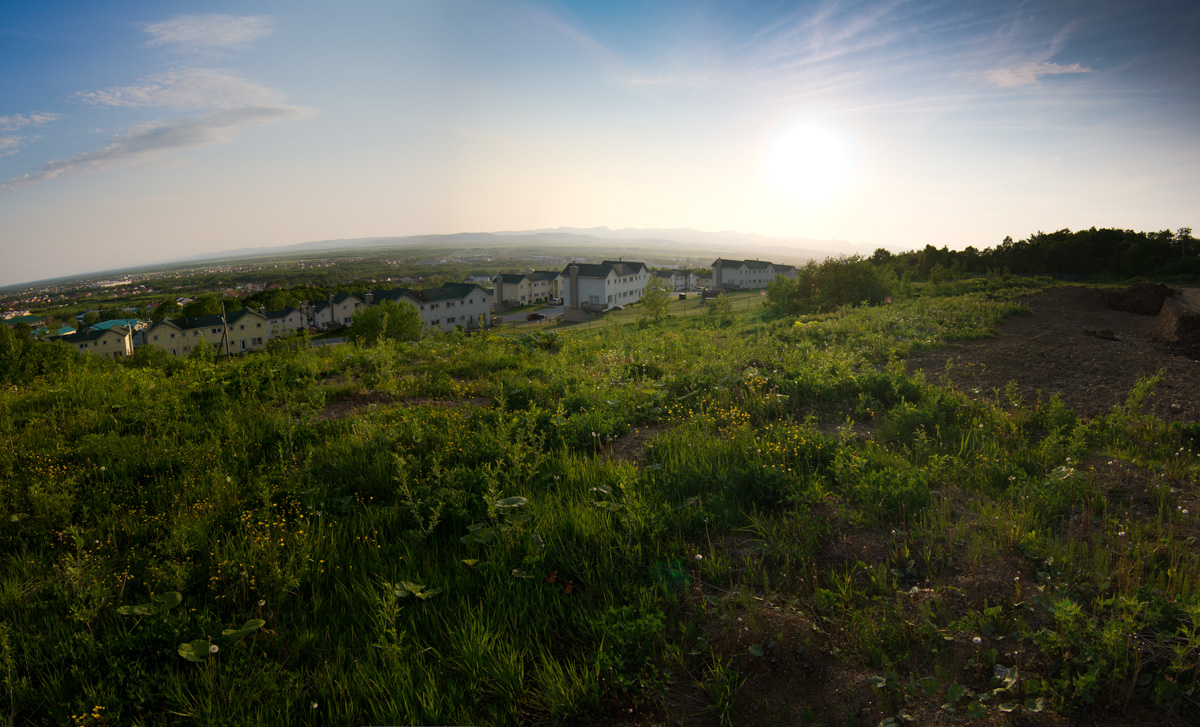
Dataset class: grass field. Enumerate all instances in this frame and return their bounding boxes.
[1,279,1197,725]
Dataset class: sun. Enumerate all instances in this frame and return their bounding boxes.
[765,122,853,202]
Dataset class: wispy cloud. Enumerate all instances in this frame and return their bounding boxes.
[987,60,1091,88]
[141,14,274,51]
[0,113,61,131]
[73,69,280,110]
[1,106,311,191]
[0,136,24,159]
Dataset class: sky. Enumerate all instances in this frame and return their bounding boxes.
[1,0,1198,287]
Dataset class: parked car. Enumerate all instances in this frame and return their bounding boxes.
[526,312,546,321]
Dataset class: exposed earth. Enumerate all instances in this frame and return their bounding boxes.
[905,284,1200,421]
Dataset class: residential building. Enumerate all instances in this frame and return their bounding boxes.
[144,308,272,356]
[711,258,799,290]
[561,260,651,318]
[265,307,306,336]
[90,318,147,333]
[527,271,562,303]
[310,293,364,330]
[369,283,493,333]
[59,325,134,358]
[492,273,532,309]
[654,269,694,291]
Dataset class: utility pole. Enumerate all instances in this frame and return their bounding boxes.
[220,302,231,360]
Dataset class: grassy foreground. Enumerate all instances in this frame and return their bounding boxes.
[1,283,1198,726]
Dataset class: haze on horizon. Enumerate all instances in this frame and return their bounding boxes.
[1,0,1197,288]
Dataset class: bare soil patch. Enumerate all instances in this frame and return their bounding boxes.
[906,286,1200,420]
[315,389,394,419]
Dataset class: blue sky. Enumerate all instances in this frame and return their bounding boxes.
[1,0,1197,286]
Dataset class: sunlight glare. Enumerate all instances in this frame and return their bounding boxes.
[765,122,853,202]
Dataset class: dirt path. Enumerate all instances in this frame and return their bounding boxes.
[905,285,1200,420]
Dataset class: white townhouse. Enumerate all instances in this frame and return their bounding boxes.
[265,306,306,336]
[654,269,694,292]
[144,308,272,356]
[561,260,651,314]
[492,270,562,310]
[492,274,533,310]
[311,293,364,330]
[712,258,799,290]
[58,325,134,358]
[370,282,493,333]
[527,271,562,303]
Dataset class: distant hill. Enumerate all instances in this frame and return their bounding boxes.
[171,227,891,267]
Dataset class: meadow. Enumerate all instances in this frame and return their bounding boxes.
[1,281,1197,726]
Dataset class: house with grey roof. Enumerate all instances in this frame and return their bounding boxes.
[711,258,798,290]
[368,282,492,333]
[144,308,271,356]
[560,260,651,319]
[59,325,134,358]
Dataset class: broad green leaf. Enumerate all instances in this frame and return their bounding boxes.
[178,639,212,662]
[918,677,941,695]
[946,682,966,703]
[748,644,764,657]
[966,701,987,719]
[222,619,266,638]
[494,496,528,508]
[154,591,182,610]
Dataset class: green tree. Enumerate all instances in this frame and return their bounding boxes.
[183,295,222,318]
[347,300,421,344]
[637,277,672,324]
[153,299,181,322]
[705,294,733,327]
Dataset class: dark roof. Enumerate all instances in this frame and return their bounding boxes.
[368,288,417,305]
[713,258,744,268]
[153,307,263,332]
[413,282,488,303]
[332,292,361,305]
[561,260,649,278]
[61,326,128,344]
[367,283,487,305]
[774,264,796,273]
[265,307,301,319]
[745,260,773,270]
[495,273,527,284]
[527,270,560,282]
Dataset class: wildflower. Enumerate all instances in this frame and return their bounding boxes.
[972,636,983,645]
[209,644,219,654]
[258,599,266,607]
[695,554,703,561]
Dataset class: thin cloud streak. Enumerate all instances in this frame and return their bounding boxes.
[73,69,282,110]
[1,105,311,191]
[987,61,1091,88]
[0,113,61,131]
[141,14,274,51]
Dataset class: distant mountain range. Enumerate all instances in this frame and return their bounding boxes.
[175,226,893,266]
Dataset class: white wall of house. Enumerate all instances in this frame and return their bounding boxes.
[268,310,305,336]
[413,287,493,332]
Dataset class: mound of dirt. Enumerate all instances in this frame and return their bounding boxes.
[1156,293,1200,348]
[1101,282,1177,315]
[906,286,1200,420]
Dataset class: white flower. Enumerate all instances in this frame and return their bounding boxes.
[972,636,983,645]
[258,599,266,607]
[695,554,703,561]
[208,644,219,654]
[311,702,318,710]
